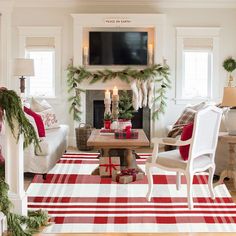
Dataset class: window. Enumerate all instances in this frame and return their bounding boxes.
[182,50,212,99]
[176,27,220,103]
[18,27,61,99]
[26,49,55,97]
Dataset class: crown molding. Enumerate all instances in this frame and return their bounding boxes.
[0,0,14,12]
[7,0,236,8]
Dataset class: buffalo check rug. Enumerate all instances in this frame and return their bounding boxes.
[27,153,236,233]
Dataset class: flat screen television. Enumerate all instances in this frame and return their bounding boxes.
[89,32,148,66]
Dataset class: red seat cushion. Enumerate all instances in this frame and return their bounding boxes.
[24,106,45,137]
[179,123,194,161]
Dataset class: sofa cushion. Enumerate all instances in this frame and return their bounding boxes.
[167,107,196,138]
[179,123,194,161]
[24,106,45,137]
[35,125,68,156]
[36,109,60,130]
[31,97,52,112]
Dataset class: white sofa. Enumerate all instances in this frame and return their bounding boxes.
[24,124,69,174]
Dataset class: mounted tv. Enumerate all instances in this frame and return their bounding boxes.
[89,32,148,66]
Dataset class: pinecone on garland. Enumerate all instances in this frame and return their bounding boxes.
[118,91,135,120]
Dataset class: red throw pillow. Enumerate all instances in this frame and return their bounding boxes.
[179,123,194,161]
[24,106,45,137]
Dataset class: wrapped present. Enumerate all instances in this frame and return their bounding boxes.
[112,168,144,184]
[99,156,120,177]
[114,127,138,139]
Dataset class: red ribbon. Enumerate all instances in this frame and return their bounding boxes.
[100,157,119,176]
[116,168,139,182]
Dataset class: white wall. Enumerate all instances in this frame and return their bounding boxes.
[9,5,236,145]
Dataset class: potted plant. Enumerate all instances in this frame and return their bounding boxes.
[223,57,236,87]
[104,112,112,129]
[118,91,135,129]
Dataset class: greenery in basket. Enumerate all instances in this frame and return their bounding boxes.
[104,112,112,121]
[118,91,135,120]
[0,88,49,235]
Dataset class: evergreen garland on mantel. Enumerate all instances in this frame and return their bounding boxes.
[67,64,171,121]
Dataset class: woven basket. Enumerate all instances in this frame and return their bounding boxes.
[75,123,93,151]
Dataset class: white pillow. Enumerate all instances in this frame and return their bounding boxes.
[31,97,52,112]
[36,109,59,130]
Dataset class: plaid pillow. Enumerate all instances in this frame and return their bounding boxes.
[189,101,206,111]
[167,107,196,138]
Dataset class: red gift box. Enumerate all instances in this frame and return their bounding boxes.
[99,156,120,177]
[114,128,138,139]
[112,168,144,184]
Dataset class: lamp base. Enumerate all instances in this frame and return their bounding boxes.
[224,109,236,136]
[19,76,26,94]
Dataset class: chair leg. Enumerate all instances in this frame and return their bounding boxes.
[186,173,194,210]
[208,165,215,200]
[176,171,181,190]
[146,163,153,202]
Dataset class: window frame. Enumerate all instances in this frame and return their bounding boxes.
[175,27,220,105]
[182,49,213,100]
[18,26,61,100]
[25,47,56,98]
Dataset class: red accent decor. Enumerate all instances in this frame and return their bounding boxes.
[116,168,138,182]
[104,120,111,129]
[99,157,119,176]
[114,129,138,139]
[179,123,194,161]
[24,106,45,137]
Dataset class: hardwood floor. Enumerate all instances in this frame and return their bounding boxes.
[29,148,236,236]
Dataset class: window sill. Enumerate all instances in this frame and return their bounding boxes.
[173,97,212,105]
[26,96,63,105]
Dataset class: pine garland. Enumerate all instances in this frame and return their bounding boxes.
[67,64,171,121]
[0,171,49,236]
[0,88,48,235]
[0,88,40,149]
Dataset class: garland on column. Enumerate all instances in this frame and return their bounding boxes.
[0,88,48,235]
[67,63,171,121]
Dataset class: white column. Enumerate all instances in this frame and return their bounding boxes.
[5,122,27,216]
[0,8,12,88]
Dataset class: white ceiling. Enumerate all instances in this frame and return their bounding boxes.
[1,0,236,8]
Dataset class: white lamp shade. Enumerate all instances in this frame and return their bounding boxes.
[13,58,35,76]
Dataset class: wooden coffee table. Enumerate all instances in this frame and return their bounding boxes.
[87,129,150,175]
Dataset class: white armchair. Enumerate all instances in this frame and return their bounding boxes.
[146,106,222,209]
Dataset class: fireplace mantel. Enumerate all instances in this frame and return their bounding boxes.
[71,13,166,139]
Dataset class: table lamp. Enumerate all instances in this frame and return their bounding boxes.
[222,87,236,135]
[13,58,35,94]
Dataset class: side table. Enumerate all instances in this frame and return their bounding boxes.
[214,132,236,188]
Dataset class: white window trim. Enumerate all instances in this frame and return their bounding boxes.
[175,27,220,105]
[26,48,56,98]
[18,26,61,100]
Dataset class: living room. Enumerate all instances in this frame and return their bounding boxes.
[1,0,236,235]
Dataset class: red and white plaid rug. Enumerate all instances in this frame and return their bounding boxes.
[27,153,236,233]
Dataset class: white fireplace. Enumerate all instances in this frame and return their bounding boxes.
[71,13,166,144]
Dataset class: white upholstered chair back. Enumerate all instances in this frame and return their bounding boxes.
[188,106,222,169]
